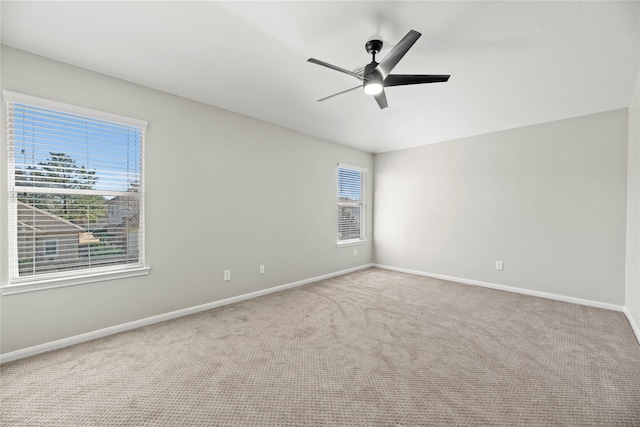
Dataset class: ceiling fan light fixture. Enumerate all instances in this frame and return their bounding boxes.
[364,81,383,95]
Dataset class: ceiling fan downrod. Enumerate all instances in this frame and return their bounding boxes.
[365,39,383,63]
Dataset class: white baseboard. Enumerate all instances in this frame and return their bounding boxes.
[0,263,373,364]
[623,307,640,345]
[373,264,625,312]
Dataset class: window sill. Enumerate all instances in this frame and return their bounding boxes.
[1,266,151,296]
[336,239,368,248]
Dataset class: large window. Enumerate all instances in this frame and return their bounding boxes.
[337,163,367,245]
[4,91,148,290]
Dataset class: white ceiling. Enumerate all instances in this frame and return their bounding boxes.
[2,1,639,153]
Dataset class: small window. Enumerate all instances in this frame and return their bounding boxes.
[4,91,148,288]
[337,163,367,245]
[44,239,58,256]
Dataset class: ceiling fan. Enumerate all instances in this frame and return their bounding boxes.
[308,30,450,109]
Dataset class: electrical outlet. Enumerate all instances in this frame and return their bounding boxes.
[259,265,265,274]
[353,249,357,257]
[495,261,503,271]
[224,270,231,281]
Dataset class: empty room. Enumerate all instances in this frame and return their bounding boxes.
[1,1,639,426]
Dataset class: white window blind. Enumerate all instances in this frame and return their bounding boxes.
[337,164,367,244]
[4,91,147,284]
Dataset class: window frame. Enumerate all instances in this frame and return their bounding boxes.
[337,163,368,247]
[2,90,150,295]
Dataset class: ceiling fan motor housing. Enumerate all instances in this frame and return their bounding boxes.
[363,62,384,94]
[364,62,379,76]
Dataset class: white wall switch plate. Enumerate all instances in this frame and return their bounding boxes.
[259,265,265,274]
[496,261,503,271]
[224,270,231,281]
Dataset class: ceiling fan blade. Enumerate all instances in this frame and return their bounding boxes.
[308,58,366,81]
[373,90,388,109]
[385,74,450,87]
[317,85,362,102]
[377,30,421,79]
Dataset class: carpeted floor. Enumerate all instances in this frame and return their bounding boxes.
[1,267,640,426]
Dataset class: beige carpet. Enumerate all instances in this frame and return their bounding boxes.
[2,268,640,426]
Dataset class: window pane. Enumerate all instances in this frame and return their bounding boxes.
[337,165,366,242]
[338,206,361,241]
[338,168,361,202]
[12,104,141,193]
[16,193,140,278]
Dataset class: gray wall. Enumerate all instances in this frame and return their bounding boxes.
[0,46,373,354]
[626,70,640,328]
[374,109,628,305]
